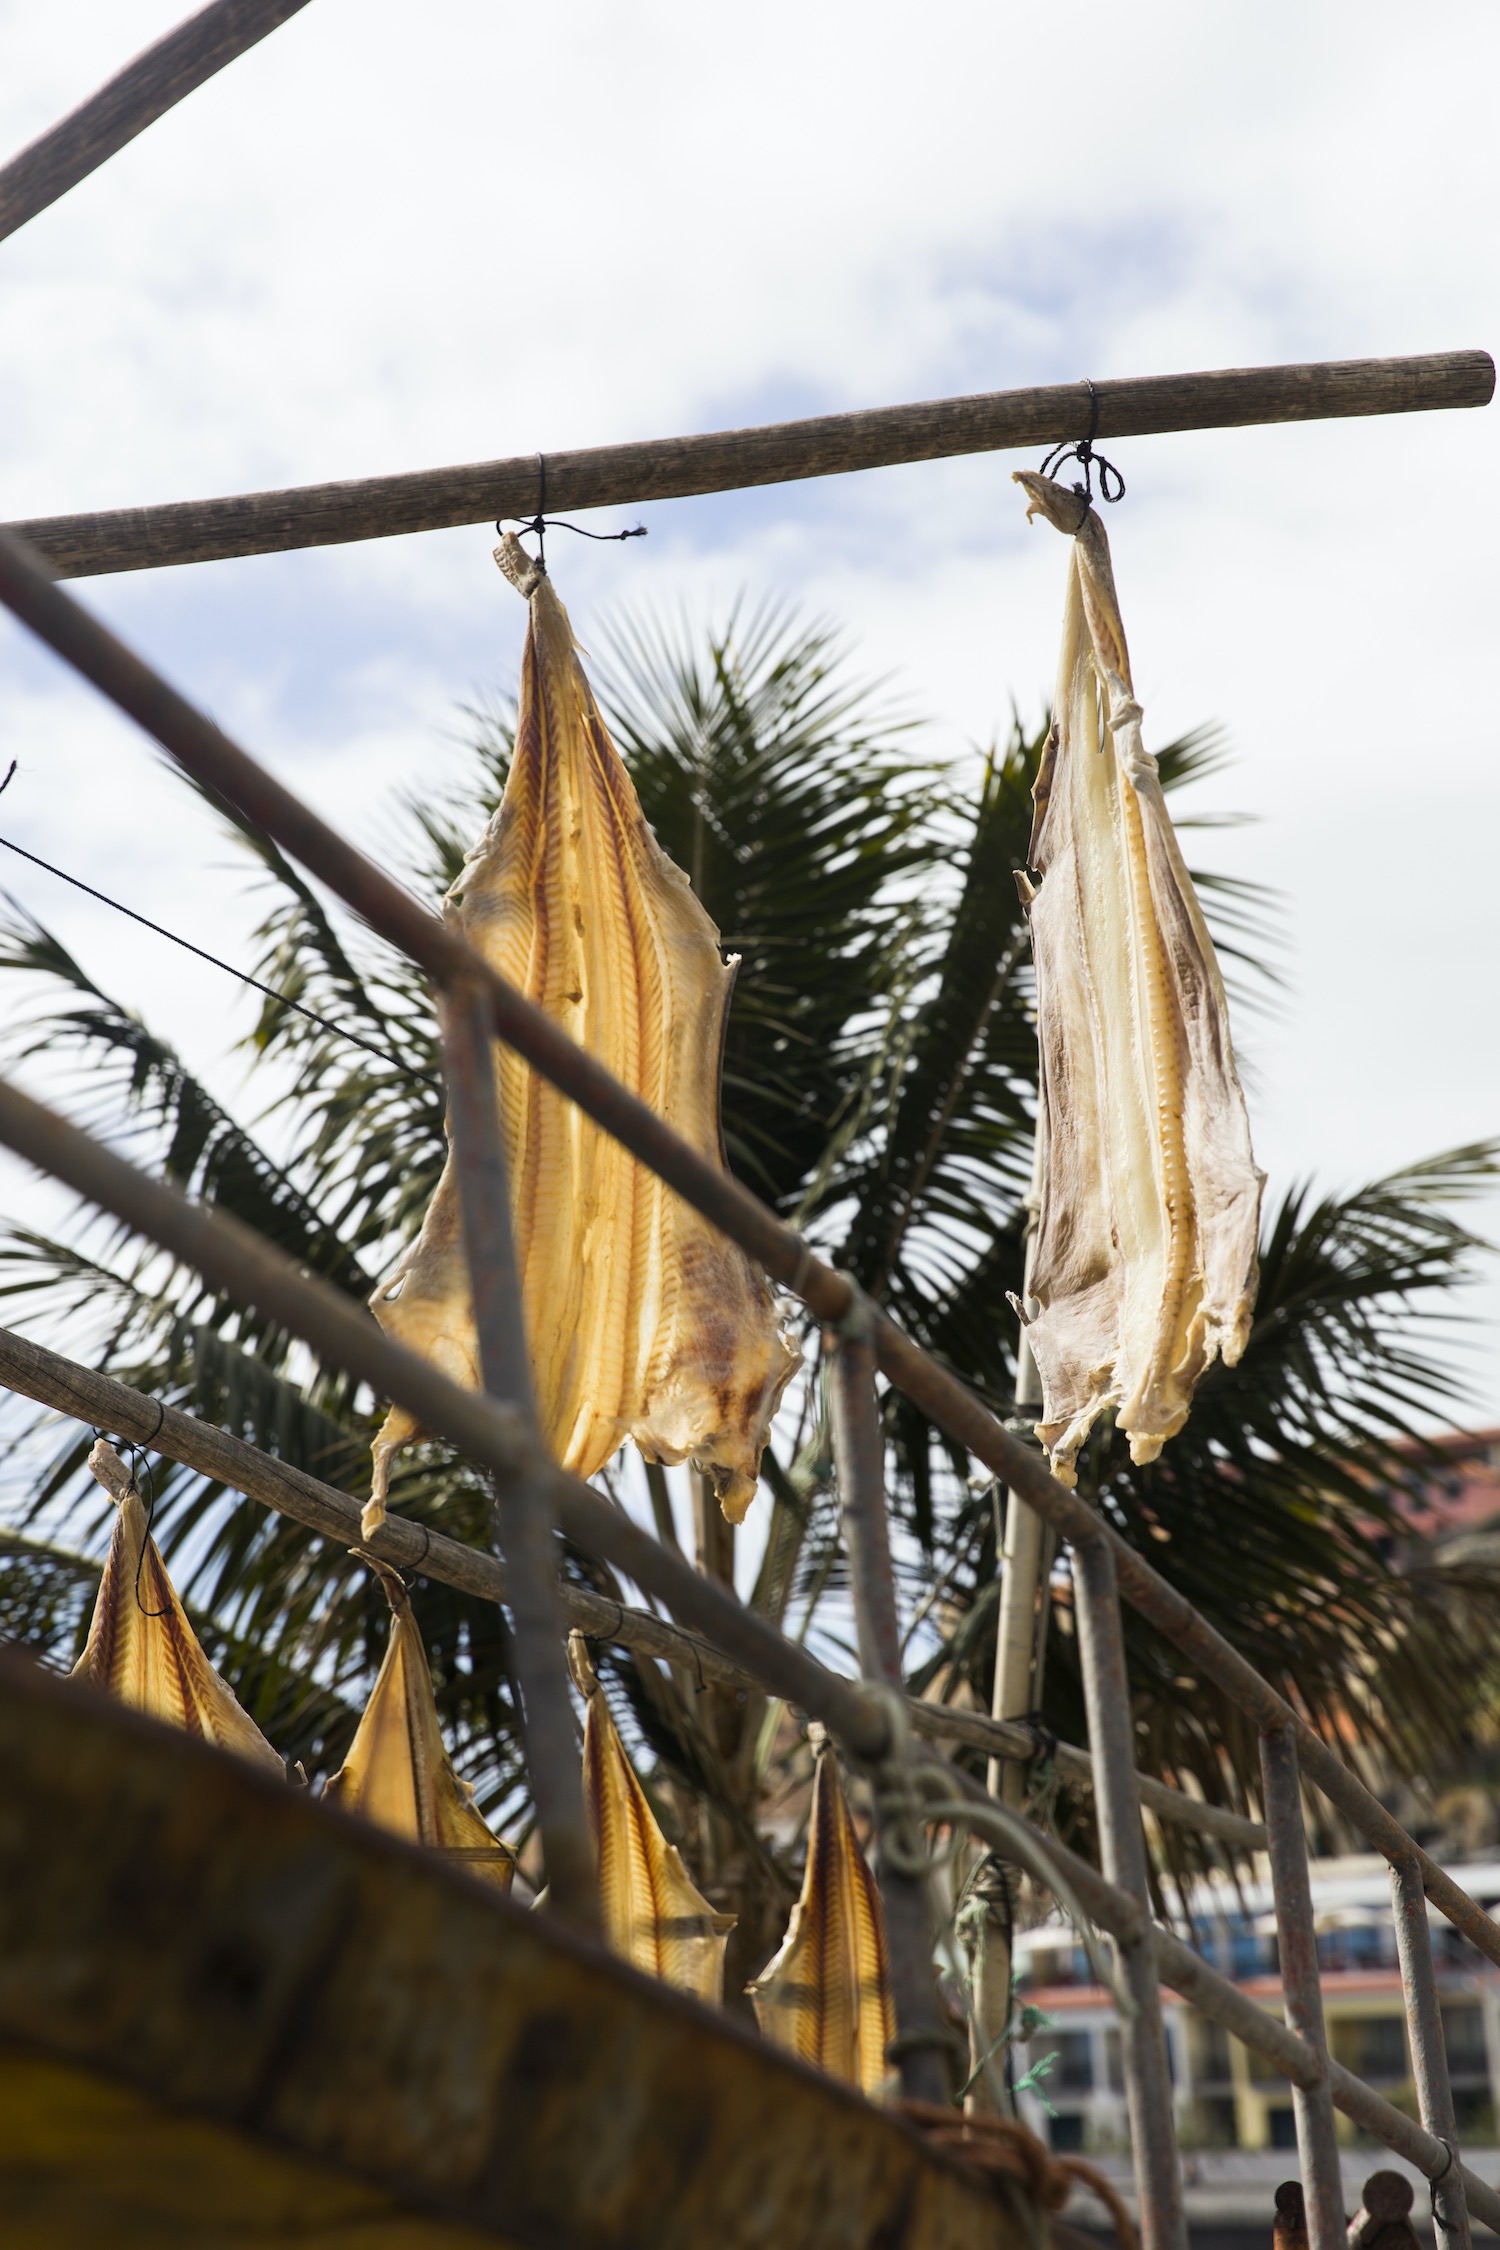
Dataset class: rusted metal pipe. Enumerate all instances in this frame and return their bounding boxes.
[0,526,1494,1968]
[0,1069,894,1765]
[1071,1534,1186,2250]
[439,982,595,1928]
[1390,1853,1471,2250]
[0,0,316,247]
[1259,1724,1344,2250]
[0,1317,1268,1850]
[827,1304,951,2105]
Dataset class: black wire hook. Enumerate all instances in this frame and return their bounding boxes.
[1038,377,1126,526]
[497,451,648,566]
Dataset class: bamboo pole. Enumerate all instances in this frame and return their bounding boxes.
[0,1320,1266,1851]
[0,0,315,247]
[6,351,1491,578]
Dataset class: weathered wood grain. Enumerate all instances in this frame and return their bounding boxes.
[0,0,316,247]
[9,350,1491,578]
[0,1648,1021,2250]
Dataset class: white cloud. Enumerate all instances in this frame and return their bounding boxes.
[0,0,1496,1416]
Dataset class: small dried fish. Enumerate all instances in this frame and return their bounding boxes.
[365,536,797,1535]
[324,1559,515,1888]
[748,1738,894,2095]
[569,1632,733,2002]
[1013,471,1263,1484]
[73,1438,282,1771]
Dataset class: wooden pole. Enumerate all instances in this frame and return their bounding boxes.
[6,350,1491,578]
[0,1,316,247]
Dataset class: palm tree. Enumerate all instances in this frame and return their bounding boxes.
[0,593,1494,1976]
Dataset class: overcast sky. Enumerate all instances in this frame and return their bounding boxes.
[0,0,1497,1444]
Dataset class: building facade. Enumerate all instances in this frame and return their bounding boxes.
[1013,1856,1500,2153]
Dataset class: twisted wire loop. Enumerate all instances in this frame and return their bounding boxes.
[1038,377,1127,526]
[496,451,647,565]
[892,2099,1140,2250]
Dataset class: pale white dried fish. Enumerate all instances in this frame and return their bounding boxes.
[324,1560,516,1888]
[747,1740,893,2095]
[365,537,797,1536]
[1013,471,1263,1485]
[569,1633,733,2002]
[74,1438,283,1771]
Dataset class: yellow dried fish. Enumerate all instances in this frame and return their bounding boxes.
[1013,471,1263,1485]
[324,1560,515,1889]
[569,1632,733,2001]
[747,1738,894,2095]
[73,1438,282,1772]
[365,535,797,1537]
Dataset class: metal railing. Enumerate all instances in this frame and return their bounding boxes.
[0,523,1496,2250]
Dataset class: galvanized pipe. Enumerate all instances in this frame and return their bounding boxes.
[0,533,1496,1964]
[1071,1534,1186,2250]
[1259,1724,1344,2250]
[827,1306,951,2105]
[438,983,595,1928]
[1391,1853,1471,2250]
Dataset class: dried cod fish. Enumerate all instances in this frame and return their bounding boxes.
[365,534,797,1535]
[748,1737,894,2095]
[324,1559,515,1889]
[569,1633,733,2001]
[73,1438,282,1771]
[1013,470,1263,1485]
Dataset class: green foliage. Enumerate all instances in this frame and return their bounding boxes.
[0,589,1493,1882]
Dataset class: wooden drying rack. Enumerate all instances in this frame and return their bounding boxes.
[0,9,1495,2250]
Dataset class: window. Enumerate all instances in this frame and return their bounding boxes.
[1194,2018,1233,2087]
[1444,2004,1488,2079]
[1050,2114,1086,2153]
[1054,2030,1094,2093]
[1351,2017,1409,2081]
[1269,2107,1299,2149]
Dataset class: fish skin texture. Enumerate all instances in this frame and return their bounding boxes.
[569,1633,733,2002]
[364,535,797,1535]
[747,1746,894,2096]
[324,1562,516,1889]
[1012,471,1263,1486]
[73,1439,283,1772]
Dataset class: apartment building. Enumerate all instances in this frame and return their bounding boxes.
[1012,1856,1500,2153]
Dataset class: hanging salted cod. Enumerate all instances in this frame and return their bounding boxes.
[747,1734,894,2095]
[365,536,798,1534]
[72,1437,283,1771]
[1011,471,1263,1485]
[568,1633,733,2002]
[324,1560,516,1888]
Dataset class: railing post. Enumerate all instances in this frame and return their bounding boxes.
[439,979,597,1931]
[827,1302,953,2106]
[1390,1852,1471,2250]
[1071,1532,1186,2250]
[1258,1722,1345,2250]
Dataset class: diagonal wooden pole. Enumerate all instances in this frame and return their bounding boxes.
[0,0,316,247]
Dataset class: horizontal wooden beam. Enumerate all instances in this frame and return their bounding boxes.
[8,349,1492,579]
[0,0,316,248]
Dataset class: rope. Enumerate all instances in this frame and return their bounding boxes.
[498,451,647,568]
[1038,377,1126,525]
[892,2100,1139,2250]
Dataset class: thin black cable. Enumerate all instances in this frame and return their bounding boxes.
[498,449,648,560]
[0,763,440,1087]
[1038,376,1126,523]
